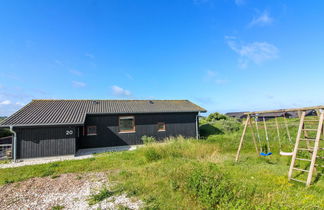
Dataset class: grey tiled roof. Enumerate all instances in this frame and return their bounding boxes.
[225,112,248,118]
[0,100,206,127]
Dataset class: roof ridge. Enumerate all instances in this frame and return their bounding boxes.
[32,99,189,101]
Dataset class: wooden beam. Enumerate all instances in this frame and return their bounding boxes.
[235,115,250,162]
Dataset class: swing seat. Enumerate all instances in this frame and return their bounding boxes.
[280,151,293,156]
[260,152,272,156]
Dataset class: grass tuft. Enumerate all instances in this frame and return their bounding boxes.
[88,187,114,205]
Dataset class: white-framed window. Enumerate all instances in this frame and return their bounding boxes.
[157,122,166,132]
[119,116,135,133]
[87,126,97,136]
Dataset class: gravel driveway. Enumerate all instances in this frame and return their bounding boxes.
[0,172,143,210]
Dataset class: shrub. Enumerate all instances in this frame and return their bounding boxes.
[206,112,228,122]
[141,135,156,144]
[0,128,12,138]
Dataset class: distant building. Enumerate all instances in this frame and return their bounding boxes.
[227,109,318,121]
[286,110,317,118]
[225,112,248,120]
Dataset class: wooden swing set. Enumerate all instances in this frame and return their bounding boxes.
[235,105,324,186]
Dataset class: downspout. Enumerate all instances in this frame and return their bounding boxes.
[9,126,17,162]
[196,114,199,139]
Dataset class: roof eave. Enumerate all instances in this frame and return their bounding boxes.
[0,122,84,128]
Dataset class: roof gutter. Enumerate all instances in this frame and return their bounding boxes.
[0,122,84,128]
[9,125,17,162]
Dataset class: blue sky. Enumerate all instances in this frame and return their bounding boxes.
[0,0,324,116]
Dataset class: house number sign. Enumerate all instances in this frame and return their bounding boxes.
[66,130,73,135]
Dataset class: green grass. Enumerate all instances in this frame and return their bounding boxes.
[88,187,114,205]
[0,132,323,209]
[51,205,64,210]
[0,159,11,165]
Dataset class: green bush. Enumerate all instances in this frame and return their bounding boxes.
[0,128,12,138]
[199,118,241,137]
[141,135,156,144]
[206,112,228,122]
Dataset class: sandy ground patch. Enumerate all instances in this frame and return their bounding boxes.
[0,172,143,210]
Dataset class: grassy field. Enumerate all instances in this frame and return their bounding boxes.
[0,130,323,209]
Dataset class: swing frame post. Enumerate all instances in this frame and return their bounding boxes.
[235,115,250,162]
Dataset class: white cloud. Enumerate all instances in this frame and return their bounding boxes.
[0,100,11,105]
[72,81,86,88]
[0,87,49,116]
[249,11,273,27]
[85,53,95,59]
[112,85,131,97]
[225,36,279,68]
[70,69,83,76]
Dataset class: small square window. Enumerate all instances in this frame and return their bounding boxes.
[119,116,135,133]
[157,122,166,132]
[87,126,97,136]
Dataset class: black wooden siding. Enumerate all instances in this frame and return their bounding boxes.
[79,112,198,148]
[15,126,76,159]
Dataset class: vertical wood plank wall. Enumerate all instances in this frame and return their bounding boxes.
[14,112,199,158]
[79,112,198,148]
[16,126,76,159]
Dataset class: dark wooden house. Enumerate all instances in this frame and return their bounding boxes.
[225,112,248,120]
[0,100,206,159]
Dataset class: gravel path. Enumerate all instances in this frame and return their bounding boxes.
[0,155,94,169]
[0,172,143,210]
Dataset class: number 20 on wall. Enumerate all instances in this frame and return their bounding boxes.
[66,130,73,135]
